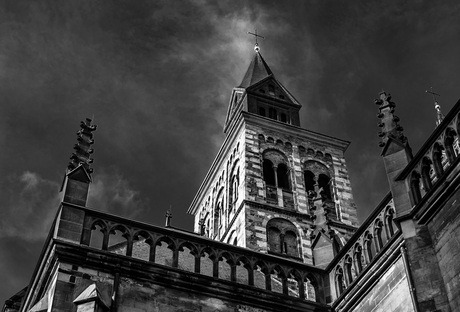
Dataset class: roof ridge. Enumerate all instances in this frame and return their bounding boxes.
[238,51,274,88]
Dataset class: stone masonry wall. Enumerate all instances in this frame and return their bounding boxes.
[193,129,246,245]
[191,118,358,267]
[244,123,358,227]
[403,221,450,312]
[243,122,358,263]
[245,205,313,264]
[350,257,414,312]
[428,186,460,312]
[51,262,114,312]
[117,277,273,312]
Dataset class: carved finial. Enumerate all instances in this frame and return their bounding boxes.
[198,218,206,236]
[375,91,407,148]
[165,209,172,227]
[68,118,97,174]
[426,87,444,127]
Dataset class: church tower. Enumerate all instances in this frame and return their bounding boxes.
[188,43,358,267]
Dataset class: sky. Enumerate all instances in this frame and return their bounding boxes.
[1,0,460,303]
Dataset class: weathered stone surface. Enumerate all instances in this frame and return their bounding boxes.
[350,258,413,312]
[428,186,460,312]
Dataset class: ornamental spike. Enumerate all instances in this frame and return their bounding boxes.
[375,91,407,148]
[68,118,97,175]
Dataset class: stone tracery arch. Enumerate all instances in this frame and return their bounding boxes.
[266,218,300,258]
[410,171,422,205]
[444,127,458,162]
[303,160,334,202]
[262,149,293,196]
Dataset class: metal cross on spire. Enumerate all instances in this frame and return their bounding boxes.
[426,87,444,126]
[426,87,441,104]
[248,29,265,44]
[248,29,265,52]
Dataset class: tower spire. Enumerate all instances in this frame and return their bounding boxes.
[238,32,272,88]
[376,91,407,148]
[426,87,444,126]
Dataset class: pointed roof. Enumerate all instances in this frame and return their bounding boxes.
[28,293,48,312]
[73,283,110,309]
[238,50,273,88]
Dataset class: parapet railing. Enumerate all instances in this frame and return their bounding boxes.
[398,99,460,212]
[326,193,400,298]
[58,202,330,304]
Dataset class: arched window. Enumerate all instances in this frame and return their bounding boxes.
[280,113,287,123]
[263,150,291,191]
[229,166,239,205]
[284,231,298,257]
[432,143,444,177]
[263,159,276,186]
[213,206,220,238]
[410,172,422,205]
[421,157,433,191]
[335,267,345,296]
[268,227,281,252]
[385,207,395,238]
[259,107,266,117]
[304,170,315,195]
[374,220,384,251]
[303,161,333,204]
[268,107,278,120]
[344,255,353,285]
[318,174,332,200]
[268,84,275,96]
[353,245,363,274]
[266,218,300,258]
[363,232,374,263]
[277,163,290,190]
[444,128,458,163]
[232,174,239,202]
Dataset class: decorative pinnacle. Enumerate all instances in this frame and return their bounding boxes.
[198,218,206,236]
[68,118,97,174]
[426,87,444,126]
[375,91,407,148]
[165,209,172,227]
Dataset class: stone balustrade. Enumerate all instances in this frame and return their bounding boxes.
[327,193,399,298]
[56,202,330,304]
[398,99,460,208]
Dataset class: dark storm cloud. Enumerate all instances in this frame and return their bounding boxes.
[2,0,460,303]
[0,0,275,300]
[0,171,59,240]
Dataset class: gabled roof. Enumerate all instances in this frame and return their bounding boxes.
[28,293,48,312]
[59,164,92,192]
[238,51,273,88]
[73,283,110,309]
[67,164,92,183]
[246,75,301,107]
